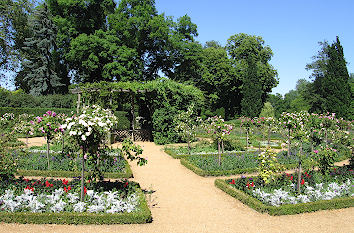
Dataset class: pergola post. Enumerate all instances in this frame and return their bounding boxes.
[76,93,81,115]
[108,91,113,146]
[131,92,135,141]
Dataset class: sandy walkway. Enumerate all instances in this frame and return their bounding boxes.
[1,138,353,233]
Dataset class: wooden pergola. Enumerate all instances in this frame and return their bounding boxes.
[70,87,148,142]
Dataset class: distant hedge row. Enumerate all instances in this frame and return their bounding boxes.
[0,107,75,117]
[0,107,130,129]
[0,89,76,109]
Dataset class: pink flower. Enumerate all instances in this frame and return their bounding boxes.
[314,150,319,154]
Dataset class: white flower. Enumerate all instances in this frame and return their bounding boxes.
[81,135,86,141]
[50,199,66,213]
[73,202,86,212]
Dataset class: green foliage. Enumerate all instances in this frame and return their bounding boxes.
[306,37,352,119]
[152,105,180,144]
[314,147,337,175]
[174,104,197,153]
[0,88,76,108]
[0,0,35,84]
[259,102,275,118]
[241,57,263,117]
[21,3,65,95]
[226,33,278,108]
[0,107,74,117]
[256,148,283,184]
[121,138,147,166]
[215,179,354,215]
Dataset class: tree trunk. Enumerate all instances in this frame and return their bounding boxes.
[221,139,224,153]
[297,160,302,194]
[297,144,303,194]
[218,140,221,166]
[187,135,191,155]
[62,133,65,152]
[325,129,328,146]
[267,126,271,146]
[46,139,50,170]
[246,129,249,150]
[80,147,86,202]
[288,128,291,156]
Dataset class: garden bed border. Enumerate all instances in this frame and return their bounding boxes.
[16,161,133,179]
[0,189,151,224]
[215,179,354,215]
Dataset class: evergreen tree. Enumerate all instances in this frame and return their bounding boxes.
[322,37,351,118]
[308,37,351,118]
[22,3,63,95]
[241,57,263,117]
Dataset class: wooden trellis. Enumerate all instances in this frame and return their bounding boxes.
[70,87,148,142]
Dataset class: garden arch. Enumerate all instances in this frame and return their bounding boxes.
[70,86,152,142]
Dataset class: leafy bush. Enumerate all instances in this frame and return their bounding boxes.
[212,137,244,151]
[152,105,181,145]
[0,107,75,117]
[0,88,76,108]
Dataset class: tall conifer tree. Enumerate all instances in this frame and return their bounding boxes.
[22,3,63,95]
[241,57,263,117]
[321,37,351,118]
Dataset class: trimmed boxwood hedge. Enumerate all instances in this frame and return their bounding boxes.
[16,161,133,179]
[215,179,354,215]
[179,158,298,177]
[174,149,350,177]
[164,149,191,159]
[0,189,152,224]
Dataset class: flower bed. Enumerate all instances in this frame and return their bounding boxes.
[177,149,350,177]
[215,167,354,215]
[179,152,299,177]
[12,149,133,178]
[0,177,151,224]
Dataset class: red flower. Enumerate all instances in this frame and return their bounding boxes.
[301,179,305,185]
[124,181,129,188]
[84,186,87,194]
[246,182,254,189]
[67,186,71,191]
[45,180,54,188]
[290,176,293,181]
[229,179,235,185]
[62,179,69,186]
[64,187,68,193]
[25,185,34,191]
[250,182,254,187]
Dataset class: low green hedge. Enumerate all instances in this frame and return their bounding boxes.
[0,189,152,224]
[164,149,248,159]
[164,149,190,159]
[180,158,298,177]
[16,162,133,179]
[215,179,354,215]
[0,107,76,117]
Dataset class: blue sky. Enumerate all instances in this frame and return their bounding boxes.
[155,0,354,95]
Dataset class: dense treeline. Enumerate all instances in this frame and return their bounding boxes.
[0,0,352,120]
[268,38,353,120]
[0,0,278,119]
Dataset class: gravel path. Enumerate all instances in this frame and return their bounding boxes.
[1,138,353,233]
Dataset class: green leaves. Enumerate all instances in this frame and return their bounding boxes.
[121,138,146,166]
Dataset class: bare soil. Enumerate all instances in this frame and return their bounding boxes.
[1,137,353,233]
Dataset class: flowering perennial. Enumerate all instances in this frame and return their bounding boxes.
[251,179,353,206]
[0,188,139,213]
